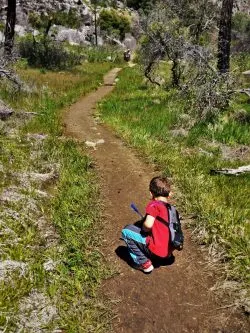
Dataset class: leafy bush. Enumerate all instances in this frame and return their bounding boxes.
[19,35,82,70]
[231,52,250,73]
[99,8,131,40]
[28,8,82,32]
[0,22,5,32]
[232,12,250,34]
[231,12,250,53]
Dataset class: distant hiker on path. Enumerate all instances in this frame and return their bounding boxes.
[123,49,131,62]
[122,176,183,273]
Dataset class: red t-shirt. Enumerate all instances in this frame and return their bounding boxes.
[145,200,172,258]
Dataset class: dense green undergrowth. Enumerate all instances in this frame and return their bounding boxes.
[0,63,114,332]
[99,67,250,299]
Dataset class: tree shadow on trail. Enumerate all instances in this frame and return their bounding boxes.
[115,245,175,270]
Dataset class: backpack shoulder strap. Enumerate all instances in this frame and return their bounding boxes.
[155,201,170,227]
[156,202,180,224]
[167,204,180,224]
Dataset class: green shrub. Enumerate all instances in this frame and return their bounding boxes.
[232,12,250,34]
[99,8,131,40]
[231,52,250,73]
[28,12,44,30]
[0,22,5,32]
[55,8,82,29]
[28,9,82,32]
[19,35,82,70]
[232,12,250,53]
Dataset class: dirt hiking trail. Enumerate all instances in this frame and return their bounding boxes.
[64,68,249,333]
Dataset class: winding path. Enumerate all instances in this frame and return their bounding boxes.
[64,68,249,333]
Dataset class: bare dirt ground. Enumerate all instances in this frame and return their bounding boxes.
[64,68,250,333]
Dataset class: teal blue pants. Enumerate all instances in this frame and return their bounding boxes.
[122,224,151,265]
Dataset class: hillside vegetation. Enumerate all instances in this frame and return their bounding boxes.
[0,62,115,332]
[0,0,249,328]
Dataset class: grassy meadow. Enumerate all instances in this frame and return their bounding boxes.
[0,62,115,332]
[99,66,250,300]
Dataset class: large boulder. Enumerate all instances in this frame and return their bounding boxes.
[56,26,89,45]
[123,33,137,50]
[0,0,96,45]
[15,24,26,37]
[1,0,94,27]
[16,3,29,26]
[0,31,4,43]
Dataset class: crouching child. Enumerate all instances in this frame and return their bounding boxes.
[121,176,183,273]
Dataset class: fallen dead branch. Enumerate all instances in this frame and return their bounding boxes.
[233,89,250,97]
[211,165,250,175]
[0,68,21,88]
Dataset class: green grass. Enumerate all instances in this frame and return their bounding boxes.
[0,63,114,135]
[0,62,114,332]
[67,45,126,64]
[99,67,250,290]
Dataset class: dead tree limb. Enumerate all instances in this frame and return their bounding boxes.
[0,68,21,88]
[144,60,161,86]
[233,89,250,97]
[211,165,250,175]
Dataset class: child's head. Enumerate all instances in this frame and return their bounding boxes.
[149,176,171,198]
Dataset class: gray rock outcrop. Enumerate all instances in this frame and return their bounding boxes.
[0,0,94,45]
[0,0,93,27]
[56,26,90,45]
[0,100,14,120]
[0,1,137,46]
[123,33,137,50]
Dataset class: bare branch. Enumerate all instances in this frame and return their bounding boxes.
[211,165,250,176]
[0,68,21,88]
[233,89,250,97]
[144,61,161,86]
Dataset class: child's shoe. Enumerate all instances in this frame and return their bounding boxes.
[135,260,154,273]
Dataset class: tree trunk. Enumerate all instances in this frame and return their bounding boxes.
[4,0,17,56]
[44,18,53,37]
[94,7,98,46]
[217,0,234,74]
[171,57,181,88]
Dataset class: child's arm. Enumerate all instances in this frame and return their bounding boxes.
[142,215,155,233]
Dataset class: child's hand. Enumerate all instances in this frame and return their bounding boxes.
[134,216,146,227]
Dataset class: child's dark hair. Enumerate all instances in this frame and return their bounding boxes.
[149,176,171,198]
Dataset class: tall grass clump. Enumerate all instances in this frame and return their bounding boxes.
[69,45,125,64]
[98,66,250,303]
